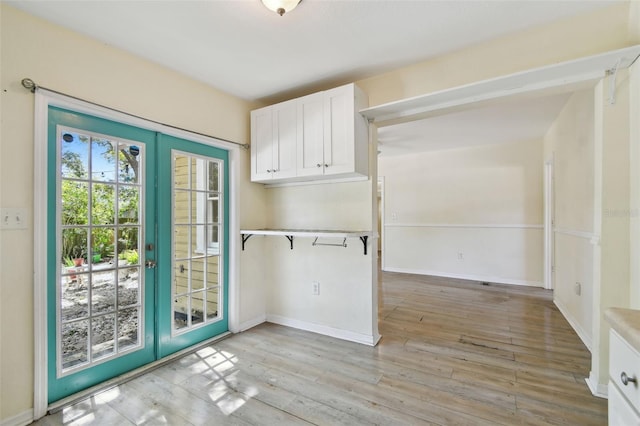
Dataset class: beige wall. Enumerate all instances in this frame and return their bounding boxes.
[592,68,633,389]
[631,60,640,310]
[379,139,543,286]
[357,2,634,107]
[2,1,639,422]
[543,89,596,349]
[0,5,258,422]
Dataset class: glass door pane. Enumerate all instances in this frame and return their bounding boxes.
[59,130,144,374]
[172,154,222,332]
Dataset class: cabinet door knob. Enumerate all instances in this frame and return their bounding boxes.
[266,169,272,173]
[621,372,637,386]
[324,164,329,168]
[316,164,322,168]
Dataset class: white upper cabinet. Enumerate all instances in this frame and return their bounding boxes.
[322,84,368,177]
[251,83,369,184]
[250,106,274,181]
[250,99,297,181]
[272,100,297,179]
[296,92,325,177]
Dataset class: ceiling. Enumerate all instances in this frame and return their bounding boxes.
[8,0,620,103]
[8,0,618,155]
[377,93,571,156]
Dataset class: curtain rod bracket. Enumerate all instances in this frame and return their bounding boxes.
[22,78,37,93]
[606,58,622,105]
[19,77,249,149]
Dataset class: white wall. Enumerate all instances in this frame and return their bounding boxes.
[379,139,544,286]
[265,236,375,344]
[256,176,379,345]
[543,89,596,349]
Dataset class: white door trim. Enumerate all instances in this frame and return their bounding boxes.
[360,45,640,126]
[543,158,555,290]
[377,176,385,270]
[33,89,241,419]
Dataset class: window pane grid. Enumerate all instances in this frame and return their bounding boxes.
[172,152,223,334]
[58,128,144,376]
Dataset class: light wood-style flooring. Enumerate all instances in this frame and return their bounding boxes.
[34,271,607,425]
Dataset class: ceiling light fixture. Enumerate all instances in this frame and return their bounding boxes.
[261,0,301,16]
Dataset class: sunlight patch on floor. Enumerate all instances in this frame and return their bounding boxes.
[196,348,261,416]
[61,398,101,425]
[95,387,120,403]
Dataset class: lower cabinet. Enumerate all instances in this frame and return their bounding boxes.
[609,329,640,425]
[610,382,640,425]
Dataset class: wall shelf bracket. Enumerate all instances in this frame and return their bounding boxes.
[242,234,252,251]
[360,236,369,255]
[286,235,294,250]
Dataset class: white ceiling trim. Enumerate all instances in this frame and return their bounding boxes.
[361,45,640,127]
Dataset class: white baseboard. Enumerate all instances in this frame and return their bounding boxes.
[238,315,266,332]
[586,371,609,399]
[1,409,33,426]
[266,314,379,346]
[553,298,593,351]
[382,266,543,288]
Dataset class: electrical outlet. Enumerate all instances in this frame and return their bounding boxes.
[391,212,398,221]
[1,208,27,230]
[312,281,320,296]
[457,252,464,261]
[575,282,581,296]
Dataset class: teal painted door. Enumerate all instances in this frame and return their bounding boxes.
[47,107,229,402]
[156,135,229,358]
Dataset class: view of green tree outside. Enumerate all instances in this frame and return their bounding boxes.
[60,133,140,265]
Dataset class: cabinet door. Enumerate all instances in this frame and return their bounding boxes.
[272,100,297,179]
[609,381,640,425]
[323,85,355,176]
[296,93,324,177]
[251,107,274,181]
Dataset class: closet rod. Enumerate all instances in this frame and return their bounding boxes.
[21,78,250,150]
[312,237,347,248]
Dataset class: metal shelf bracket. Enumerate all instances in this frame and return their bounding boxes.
[360,236,369,255]
[242,234,252,250]
[241,233,294,250]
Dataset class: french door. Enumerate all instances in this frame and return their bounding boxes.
[47,107,229,402]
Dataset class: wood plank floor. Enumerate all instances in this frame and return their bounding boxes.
[34,271,607,425]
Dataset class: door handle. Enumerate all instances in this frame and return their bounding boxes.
[145,260,157,269]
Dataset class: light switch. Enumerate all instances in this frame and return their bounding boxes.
[1,208,28,230]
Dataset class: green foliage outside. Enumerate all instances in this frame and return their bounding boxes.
[61,136,139,265]
[118,249,139,265]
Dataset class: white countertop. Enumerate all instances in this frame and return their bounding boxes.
[605,307,640,352]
